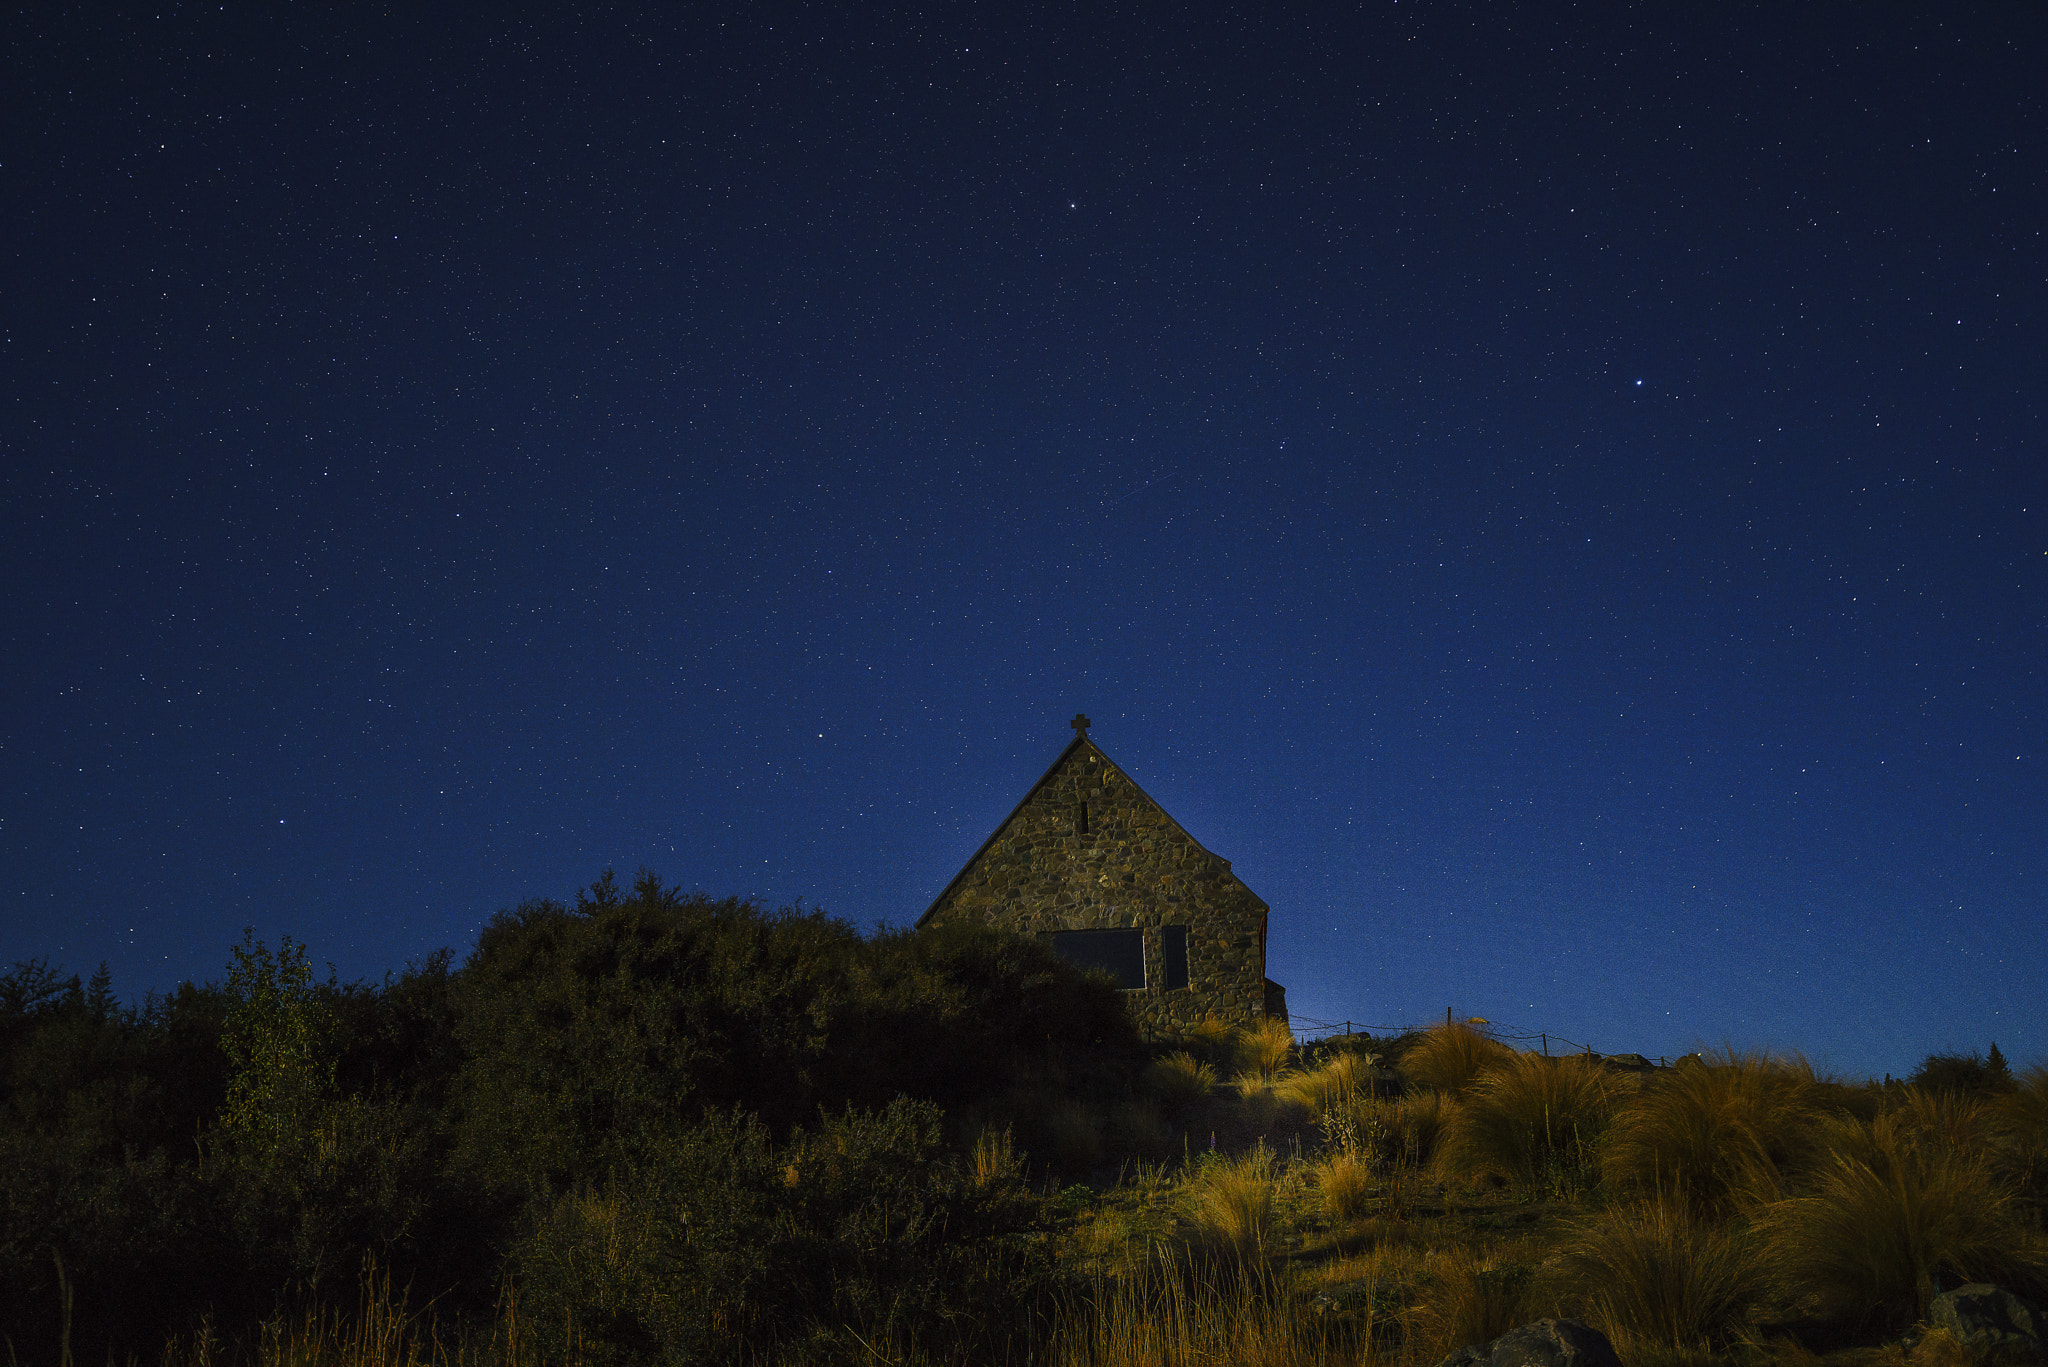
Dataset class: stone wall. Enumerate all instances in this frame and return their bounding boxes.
[921,738,1270,1034]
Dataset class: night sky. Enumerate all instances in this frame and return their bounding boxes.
[6,4,2043,1082]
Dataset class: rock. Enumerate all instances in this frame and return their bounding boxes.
[1433,1318,1623,1367]
[1928,1284,2047,1359]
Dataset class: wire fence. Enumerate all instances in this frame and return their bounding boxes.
[1288,1010,1685,1069]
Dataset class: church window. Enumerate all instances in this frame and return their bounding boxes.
[1162,925,1190,990]
[1046,928,1144,989]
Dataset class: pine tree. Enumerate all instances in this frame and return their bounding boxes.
[1987,1041,2014,1091]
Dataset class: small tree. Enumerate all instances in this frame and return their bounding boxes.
[218,931,336,1160]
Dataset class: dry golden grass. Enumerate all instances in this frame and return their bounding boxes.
[1996,1062,2048,1192]
[1543,1196,1765,1355]
[1180,1144,1281,1261]
[971,1125,1023,1188]
[1144,1050,1219,1114]
[1277,1050,1374,1119]
[1756,1111,2048,1333]
[1049,1263,1360,1367]
[1316,1150,1376,1223]
[1236,1017,1296,1084]
[1398,1022,1511,1099]
[163,1265,538,1367]
[1435,1051,1617,1198]
[1402,1244,1537,1365]
[1339,1090,1456,1172]
[1601,1050,1826,1216]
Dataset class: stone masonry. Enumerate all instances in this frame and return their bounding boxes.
[917,725,1276,1035]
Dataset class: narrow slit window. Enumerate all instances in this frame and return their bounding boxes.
[1076,801,1089,835]
[1162,925,1190,990]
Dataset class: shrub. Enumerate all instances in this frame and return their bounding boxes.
[1600,1050,1825,1216]
[1105,1097,1171,1159]
[1910,1046,2016,1097]
[1545,1197,1765,1353]
[1144,1051,1217,1115]
[1757,1112,2048,1333]
[1437,1051,1616,1198]
[1399,1022,1511,1098]
[1044,1100,1102,1178]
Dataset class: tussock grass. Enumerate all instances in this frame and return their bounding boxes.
[1335,1091,1456,1174]
[1756,1111,2048,1333]
[164,1265,535,1367]
[1404,1245,1536,1365]
[1436,1051,1616,1199]
[1544,1197,1764,1355]
[971,1125,1022,1189]
[1997,1063,2048,1195]
[1236,1017,1296,1084]
[1601,1050,1826,1216]
[1180,1144,1281,1261]
[1144,1050,1218,1115]
[1278,1050,1375,1119]
[1316,1150,1376,1223]
[1398,1022,1510,1099]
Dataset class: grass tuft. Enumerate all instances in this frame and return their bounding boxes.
[1545,1197,1765,1354]
[1316,1150,1375,1223]
[1180,1144,1280,1262]
[1601,1049,1825,1216]
[1235,1017,1296,1085]
[1144,1050,1219,1115]
[1398,1021,1511,1099]
[1277,1050,1375,1119]
[1756,1111,2048,1333]
[1436,1051,1615,1199]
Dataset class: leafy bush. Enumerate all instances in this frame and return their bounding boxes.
[1909,1045,2016,1098]
[513,1099,1056,1365]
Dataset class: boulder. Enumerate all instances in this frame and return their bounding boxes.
[1435,1318,1623,1367]
[1928,1284,2046,1359]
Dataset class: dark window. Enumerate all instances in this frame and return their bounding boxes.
[1162,925,1190,990]
[1047,928,1145,989]
[1076,801,1089,835]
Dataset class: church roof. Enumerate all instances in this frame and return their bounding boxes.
[914,724,1249,928]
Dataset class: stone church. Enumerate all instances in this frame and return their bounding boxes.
[917,716,1286,1035]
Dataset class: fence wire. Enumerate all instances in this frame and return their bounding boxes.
[1287,1011,1680,1067]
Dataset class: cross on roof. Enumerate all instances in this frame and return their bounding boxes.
[1070,713,1091,736]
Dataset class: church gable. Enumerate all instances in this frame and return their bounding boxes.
[919,718,1274,1033]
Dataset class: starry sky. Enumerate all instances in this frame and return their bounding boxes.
[5,3,2043,1082]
